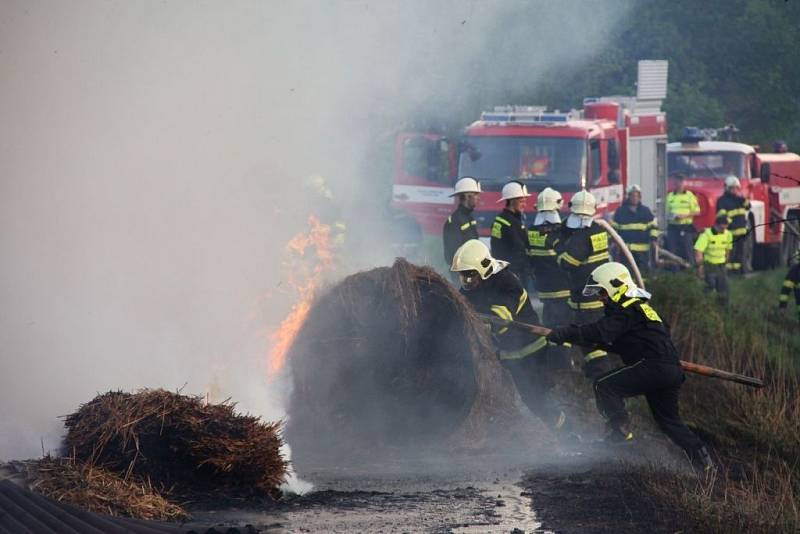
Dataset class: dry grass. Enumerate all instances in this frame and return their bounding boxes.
[63,389,287,499]
[641,271,800,531]
[29,456,188,522]
[286,258,521,460]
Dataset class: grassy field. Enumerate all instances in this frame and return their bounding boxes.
[630,268,800,532]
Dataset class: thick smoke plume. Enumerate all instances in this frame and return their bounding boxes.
[0,0,628,460]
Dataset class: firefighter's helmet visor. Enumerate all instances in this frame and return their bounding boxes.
[582,285,604,297]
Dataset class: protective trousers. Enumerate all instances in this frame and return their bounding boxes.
[501,354,564,432]
[542,298,573,369]
[594,359,705,456]
[728,237,745,273]
[575,308,610,378]
[667,225,696,266]
[704,264,729,305]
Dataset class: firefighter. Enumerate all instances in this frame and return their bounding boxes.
[451,239,570,436]
[695,214,733,306]
[557,190,611,379]
[546,262,713,473]
[443,177,481,266]
[778,262,800,321]
[612,184,658,275]
[716,175,750,273]
[666,174,700,265]
[491,180,531,285]
[527,187,571,328]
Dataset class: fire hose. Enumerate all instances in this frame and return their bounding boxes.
[594,218,645,289]
[477,313,765,388]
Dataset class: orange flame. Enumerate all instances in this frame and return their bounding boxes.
[268,216,335,376]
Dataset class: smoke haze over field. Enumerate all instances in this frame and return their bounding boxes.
[0,0,628,459]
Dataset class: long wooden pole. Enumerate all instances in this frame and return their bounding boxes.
[477,313,764,388]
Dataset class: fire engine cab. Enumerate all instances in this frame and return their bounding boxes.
[667,129,800,268]
[391,61,670,257]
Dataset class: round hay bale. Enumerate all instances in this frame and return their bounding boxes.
[62,389,287,499]
[285,258,518,461]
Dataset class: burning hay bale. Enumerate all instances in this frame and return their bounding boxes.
[63,389,287,499]
[285,258,519,460]
[29,456,189,522]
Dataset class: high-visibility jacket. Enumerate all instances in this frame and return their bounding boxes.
[491,208,529,281]
[694,227,732,265]
[443,204,479,265]
[547,285,679,367]
[779,264,800,308]
[666,191,700,225]
[716,192,750,237]
[612,203,658,252]
[527,223,571,300]
[557,222,610,310]
[460,268,548,360]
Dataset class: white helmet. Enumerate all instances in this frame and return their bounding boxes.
[498,181,530,202]
[626,184,641,195]
[725,175,741,189]
[450,177,482,197]
[537,187,563,211]
[569,190,597,216]
[582,262,633,299]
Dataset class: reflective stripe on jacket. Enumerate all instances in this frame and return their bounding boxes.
[694,227,732,265]
[666,191,700,225]
[716,192,750,237]
[527,223,570,298]
[612,202,658,250]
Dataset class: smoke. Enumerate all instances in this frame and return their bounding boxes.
[0,0,629,461]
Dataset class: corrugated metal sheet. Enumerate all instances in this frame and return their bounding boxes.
[0,480,227,534]
[637,60,669,100]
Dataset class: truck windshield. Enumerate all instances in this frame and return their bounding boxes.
[458,136,585,192]
[667,151,746,179]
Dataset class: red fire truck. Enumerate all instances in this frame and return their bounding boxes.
[667,131,800,268]
[391,61,670,260]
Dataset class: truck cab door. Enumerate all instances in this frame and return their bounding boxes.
[391,132,458,241]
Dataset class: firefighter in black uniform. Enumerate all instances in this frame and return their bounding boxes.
[612,184,658,276]
[557,190,611,378]
[443,177,481,266]
[716,175,750,273]
[451,239,570,437]
[779,261,800,321]
[547,262,713,473]
[491,180,531,287]
[527,187,571,328]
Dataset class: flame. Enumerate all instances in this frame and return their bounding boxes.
[268,216,335,376]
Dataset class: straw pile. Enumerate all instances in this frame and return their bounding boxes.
[62,389,287,499]
[286,258,519,460]
[29,456,188,522]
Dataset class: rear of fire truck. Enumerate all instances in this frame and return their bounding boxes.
[667,130,800,269]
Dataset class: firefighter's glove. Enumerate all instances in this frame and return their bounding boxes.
[584,356,611,380]
[546,327,570,346]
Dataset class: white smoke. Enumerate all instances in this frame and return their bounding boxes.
[0,0,629,460]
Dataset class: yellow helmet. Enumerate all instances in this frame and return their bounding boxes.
[537,187,563,211]
[582,262,633,299]
[569,190,597,216]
